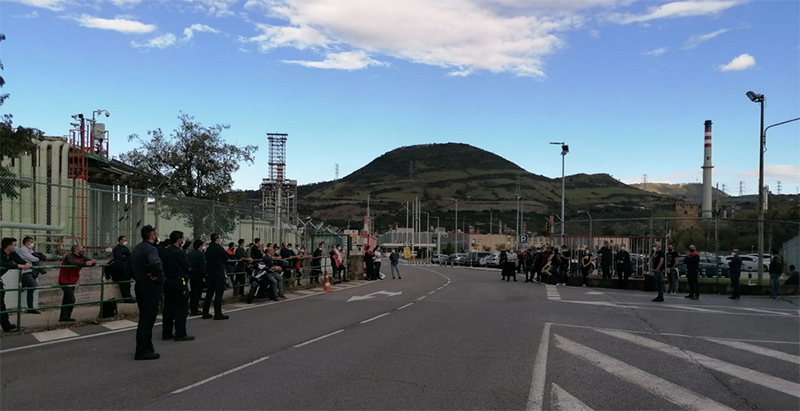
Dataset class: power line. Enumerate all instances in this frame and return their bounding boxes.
[642,174,648,184]
[335,163,339,181]
[776,181,782,195]
[739,181,747,196]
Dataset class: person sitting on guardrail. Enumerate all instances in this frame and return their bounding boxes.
[261,246,287,301]
[57,244,96,322]
[1,237,32,332]
[17,236,42,314]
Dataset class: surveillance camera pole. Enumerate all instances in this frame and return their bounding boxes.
[753,94,766,285]
[550,142,568,246]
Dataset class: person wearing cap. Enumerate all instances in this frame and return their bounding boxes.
[728,249,743,300]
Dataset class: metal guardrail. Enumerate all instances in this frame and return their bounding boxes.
[0,255,357,330]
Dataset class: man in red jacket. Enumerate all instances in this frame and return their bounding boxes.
[58,245,95,322]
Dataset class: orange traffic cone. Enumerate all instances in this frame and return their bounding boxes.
[323,271,333,292]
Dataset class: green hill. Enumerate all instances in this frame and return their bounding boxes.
[632,182,729,204]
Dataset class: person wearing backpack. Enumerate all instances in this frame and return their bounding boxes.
[768,248,786,299]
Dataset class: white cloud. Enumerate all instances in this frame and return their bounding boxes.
[183,23,221,40]
[132,33,178,49]
[737,165,800,182]
[75,14,156,33]
[588,28,601,38]
[247,0,585,77]
[682,28,730,49]
[284,50,388,70]
[644,47,667,56]
[718,53,755,71]
[182,0,238,17]
[11,0,141,10]
[244,23,331,52]
[13,10,40,18]
[608,1,740,25]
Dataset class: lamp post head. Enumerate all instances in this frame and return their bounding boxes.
[746,91,764,103]
[561,145,569,156]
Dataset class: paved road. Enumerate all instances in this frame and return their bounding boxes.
[1,263,798,410]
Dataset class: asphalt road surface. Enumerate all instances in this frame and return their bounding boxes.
[1,262,798,410]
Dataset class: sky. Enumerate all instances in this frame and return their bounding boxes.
[2,0,799,196]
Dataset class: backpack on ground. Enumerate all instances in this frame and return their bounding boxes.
[101,299,118,318]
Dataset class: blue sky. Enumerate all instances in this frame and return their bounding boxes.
[3,0,799,195]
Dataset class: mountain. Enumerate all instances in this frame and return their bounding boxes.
[632,183,729,204]
[297,143,671,229]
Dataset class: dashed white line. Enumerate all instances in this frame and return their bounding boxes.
[293,329,345,348]
[428,291,436,295]
[397,303,414,310]
[170,356,270,395]
[417,296,427,301]
[361,313,391,324]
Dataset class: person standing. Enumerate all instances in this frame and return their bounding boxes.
[311,242,325,283]
[233,239,252,298]
[58,244,96,322]
[250,238,263,261]
[161,231,194,342]
[389,250,401,279]
[112,236,134,302]
[130,225,163,360]
[499,249,508,281]
[580,248,594,287]
[728,249,743,300]
[373,248,383,280]
[507,249,518,282]
[599,241,613,280]
[769,248,786,299]
[203,233,230,320]
[666,244,680,295]
[187,239,207,316]
[651,242,666,302]
[17,237,42,313]
[684,245,700,300]
[363,245,375,280]
[615,245,632,289]
[1,238,31,332]
[559,246,570,286]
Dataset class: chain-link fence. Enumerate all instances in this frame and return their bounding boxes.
[1,175,299,259]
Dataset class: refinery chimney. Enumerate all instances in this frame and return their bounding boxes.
[701,120,713,218]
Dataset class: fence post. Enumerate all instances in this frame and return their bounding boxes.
[98,265,105,319]
[16,271,23,330]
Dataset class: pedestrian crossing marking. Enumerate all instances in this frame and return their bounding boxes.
[703,338,800,365]
[597,330,800,398]
[554,334,735,411]
[551,383,593,411]
[101,320,137,330]
[546,285,561,300]
[32,329,79,343]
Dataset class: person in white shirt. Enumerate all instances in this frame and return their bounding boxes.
[373,249,383,279]
[17,237,42,314]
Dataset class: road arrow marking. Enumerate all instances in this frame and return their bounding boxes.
[346,290,403,302]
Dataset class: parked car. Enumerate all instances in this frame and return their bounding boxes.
[746,253,771,267]
[433,254,449,264]
[677,253,722,277]
[453,254,469,265]
[484,252,501,268]
[718,255,768,275]
[469,252,491,267]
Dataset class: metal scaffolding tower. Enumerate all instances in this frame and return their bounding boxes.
[260,133,297,243]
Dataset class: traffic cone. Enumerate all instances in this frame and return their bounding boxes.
[323,271,333,292]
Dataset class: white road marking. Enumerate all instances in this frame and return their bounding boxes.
[704,338,800,365]
[551,383,594,411]
[293,329,345,348]
[397,303,414,310]
[598,330,800,398]
[360,313,390,324]
[663,305,726,313]
[732,307,793,316]
[169,356,270,395]
[553,323,800,345]
[428,291,436,295]
[585,291,604,295]
[32,329,79,342]
[546,285,561,301]
[526,322,551,411]
[437,287,443,291]
[417,296,427,301]
[554,334,734,411]
[101,320,138,330]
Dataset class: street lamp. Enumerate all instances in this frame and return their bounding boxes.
[450,198,459,255]
[550,142,569,246]
[746,91,766,283]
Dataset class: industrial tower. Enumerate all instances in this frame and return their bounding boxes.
[260,133,297,241]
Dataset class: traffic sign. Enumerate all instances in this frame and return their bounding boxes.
[343,229,358,235]
[519,235,529,244]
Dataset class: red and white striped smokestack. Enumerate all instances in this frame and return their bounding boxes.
[701,120,713,218]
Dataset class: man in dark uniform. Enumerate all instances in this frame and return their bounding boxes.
[233,239,252,297]
[615,244,632,289]
[161,231,194,342]
[311,242,325,283]
[203,233,230,320]
[599,241,613,280]
[651,242,666,302]
[684,245,700,300]
[250,238,263,260]
[112,236,134,302]
[130,225,164,360]
[187,239,207,316]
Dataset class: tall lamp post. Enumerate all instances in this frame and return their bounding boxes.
[746,91,766,284]
[450,198,459,256]
[550,142,569,246]
[251,204,259,243]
